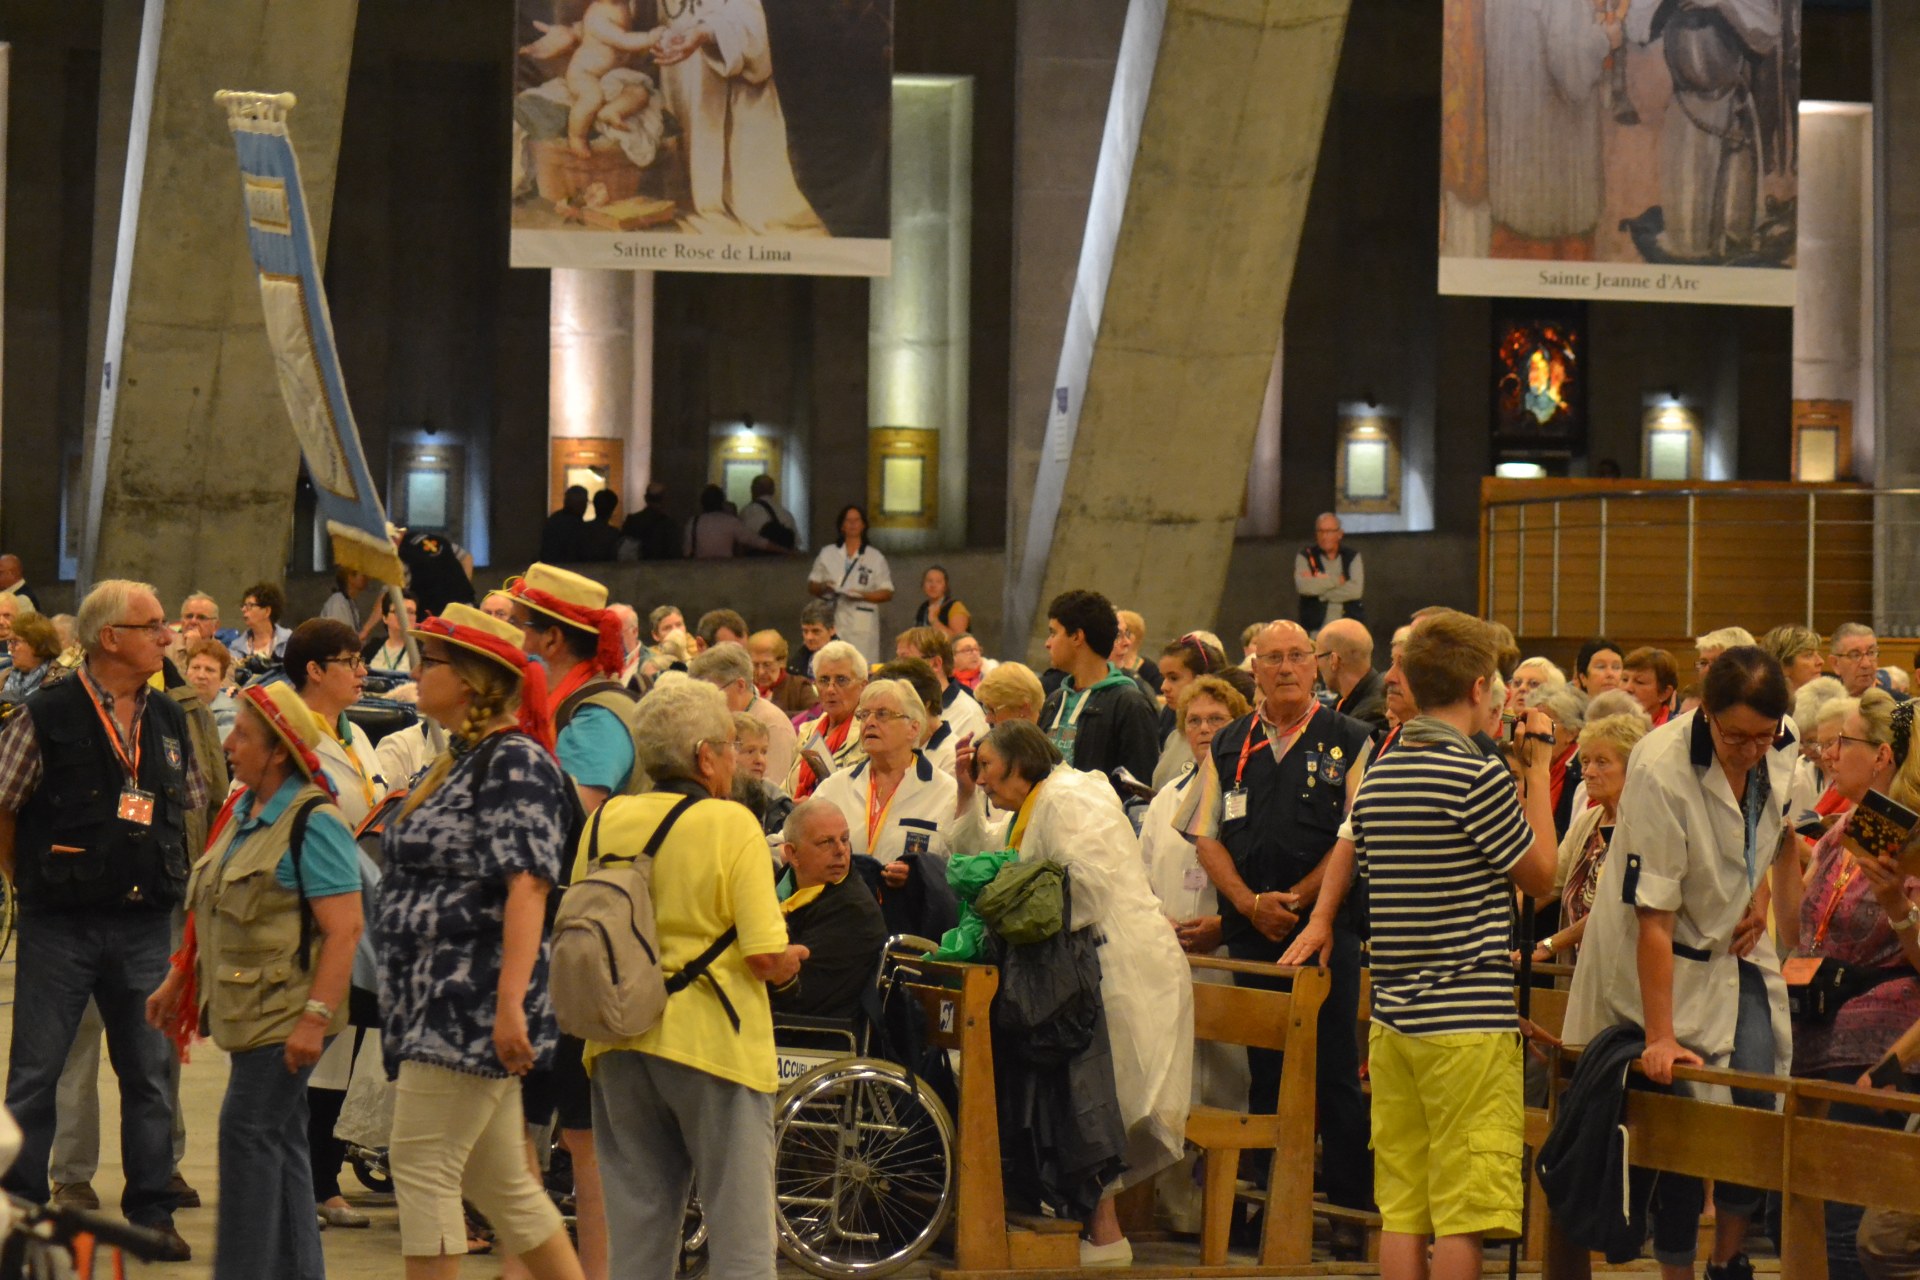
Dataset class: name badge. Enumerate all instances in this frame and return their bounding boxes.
[904,830,931,857]
[118,786,156,826]
[1183,865,1208,893]
[1223,788,1248,822]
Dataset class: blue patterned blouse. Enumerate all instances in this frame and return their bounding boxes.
[377,731,568,1079]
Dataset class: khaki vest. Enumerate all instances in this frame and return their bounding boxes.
[188,783,350,1052]
[565,685,651,796]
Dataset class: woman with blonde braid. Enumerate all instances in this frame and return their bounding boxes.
[376,603,584,1280]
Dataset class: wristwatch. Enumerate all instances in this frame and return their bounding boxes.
[1540,934,1557,956]
[303,998,334,1021]
[1892,903,1920,934]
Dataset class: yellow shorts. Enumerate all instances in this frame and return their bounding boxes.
[1368,1023,1525,1241]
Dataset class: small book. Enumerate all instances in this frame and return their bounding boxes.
[1844,788,1920,872]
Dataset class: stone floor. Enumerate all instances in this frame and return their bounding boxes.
[0,946,1782,1278]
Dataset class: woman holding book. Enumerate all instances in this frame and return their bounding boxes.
[1774,688,1920,1280]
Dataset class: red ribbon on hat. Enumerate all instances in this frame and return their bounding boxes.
[508,581,625,677]
[414,616,556,753]
[238,686,338,803]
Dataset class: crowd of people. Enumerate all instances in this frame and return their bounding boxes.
[0,509,1916,1280]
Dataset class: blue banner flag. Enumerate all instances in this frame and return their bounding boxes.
[217,91,405,585]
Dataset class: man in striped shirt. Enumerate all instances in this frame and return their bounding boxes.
[1344,610,1559,1280]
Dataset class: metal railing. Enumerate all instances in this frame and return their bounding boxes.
[1480,482,1912,638]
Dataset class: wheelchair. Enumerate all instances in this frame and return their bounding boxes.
[769,935,957,1279]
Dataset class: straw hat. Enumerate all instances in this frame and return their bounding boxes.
[509,564,610,631]
[237,682,337,800]
[505,563,624,676]
[409,602,556,750]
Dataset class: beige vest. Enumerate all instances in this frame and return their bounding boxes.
[188,783,350,1052]
[570,686,651,796]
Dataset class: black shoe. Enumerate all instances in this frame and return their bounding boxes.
[49,1181,99,1211]
[145,1224,192,1263]
[166,1172,201,1210]
[1706,1253,1755,1280]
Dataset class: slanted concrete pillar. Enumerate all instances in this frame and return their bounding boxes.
[1005,0,1351,655]
[1874,6,1920,632]
[79,0,359,606]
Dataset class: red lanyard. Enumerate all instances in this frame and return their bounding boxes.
[1235,705,1316,788]
[81,671,141,782]
[1811,859,1858,951]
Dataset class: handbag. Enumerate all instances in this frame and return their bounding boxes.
[974,858,1065,945]
[1784,954,1912,1025]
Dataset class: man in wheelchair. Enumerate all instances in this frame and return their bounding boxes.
[772,799,888,1021]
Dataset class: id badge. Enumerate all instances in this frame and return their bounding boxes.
[1183,865,1208,893]
[118,786,156,826]
[1223,788,1248,823]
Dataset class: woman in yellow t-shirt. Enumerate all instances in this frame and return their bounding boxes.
[580,680,807,1280]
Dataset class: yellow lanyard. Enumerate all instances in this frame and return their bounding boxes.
[1008,779,1047,851]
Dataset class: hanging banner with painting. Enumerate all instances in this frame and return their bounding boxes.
[510,0,893,276]
[1438,0,1800,306]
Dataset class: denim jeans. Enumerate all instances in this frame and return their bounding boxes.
[1,909,176,1226]
[216,1045,324,1280]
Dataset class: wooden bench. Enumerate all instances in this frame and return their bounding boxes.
[1183,957,1329,1269]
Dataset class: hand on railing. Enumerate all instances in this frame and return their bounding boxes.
[1640,1035,1704,1086]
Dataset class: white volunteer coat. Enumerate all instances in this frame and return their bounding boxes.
[807,541,892,667]
[940,682,989,750]
[1139,765,1248,1113]
[951,766,1194,1183]
[1563,709,1795,1078]
[313,717,388,831]
[813,750,958,864]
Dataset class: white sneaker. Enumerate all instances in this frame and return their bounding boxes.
[1079,1237,1133,1268]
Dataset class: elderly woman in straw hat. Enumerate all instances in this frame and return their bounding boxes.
[376,603,585,1280]
[145,682,365,1280]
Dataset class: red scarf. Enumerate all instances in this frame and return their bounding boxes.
[794,715,853,799]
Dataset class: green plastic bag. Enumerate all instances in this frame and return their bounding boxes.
[975,858,1066,945]
[927,850,1020,962]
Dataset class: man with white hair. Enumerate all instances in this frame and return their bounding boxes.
[691,643,798,783]
[1831,622,1882,698]
[770,799,885,1021]
[0,580,201,1259]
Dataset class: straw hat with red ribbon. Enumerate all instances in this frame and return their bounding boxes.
[410,602,556,751]
[239,683,339,802]
[506,563,625,677]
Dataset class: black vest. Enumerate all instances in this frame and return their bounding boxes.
[1209,704,1371,959]
[15,673,191,913]
[1297,544,1363,631]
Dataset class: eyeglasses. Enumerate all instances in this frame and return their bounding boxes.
[1314,651,1333,662]
[106,620,170,638]
[1835,647,1880,662]
[1254,650,1315,667]
[414,655,450,671]
[818,674,859,688]
[321,655,368,673]
[1710,715,1779,750]
[1834,733,1883,752]
[854,709,910,724]
[697,737,738,755]
[1185,714,1234,731]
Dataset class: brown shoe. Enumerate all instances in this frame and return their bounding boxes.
[144,1224,192,1263]
[166,1172,201,1210]
[49,1181,99,1211]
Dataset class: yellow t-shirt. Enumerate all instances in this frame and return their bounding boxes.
[575,791,789,1091]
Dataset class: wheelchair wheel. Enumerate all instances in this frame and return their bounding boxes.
[679,1195,709,1280]
[348,1146,394,1196]
[774,1058,955,1279]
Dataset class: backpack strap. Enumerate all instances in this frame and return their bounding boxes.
[287,795,327,972]
[592,793,744,1032]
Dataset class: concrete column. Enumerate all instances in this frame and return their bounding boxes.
[869,75,973,552]
[1796,104,1873,475]
[1007,2,1131,569]
[1874,6,1920,632]
[1004,0,1352,655]
[549,267,655,525]
[1235,341,1283,539]
[628,271,655,503]
[78,0,359,605]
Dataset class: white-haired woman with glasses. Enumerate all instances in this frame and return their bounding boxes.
[786,639,869,799]
[812,678,958,884]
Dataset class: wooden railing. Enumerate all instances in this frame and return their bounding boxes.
[1479,479,1881,641]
